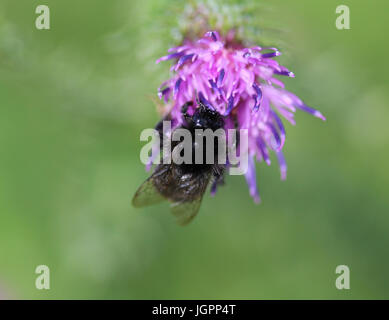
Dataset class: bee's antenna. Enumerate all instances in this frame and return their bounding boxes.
[181,101,193,124]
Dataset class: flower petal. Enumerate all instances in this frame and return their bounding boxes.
[174,78,182,98]
[156,52,183,64]
[174,54,195,70]
[270,110,286,150]
[198,91,215,110]
[252,83,263,111]
[217,68,225,87]
[224,95,234,116]
[205,31,220,42]
[245,155,260,203]
[276,150,287,180]
[296,104,326,121]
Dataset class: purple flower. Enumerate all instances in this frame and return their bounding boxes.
[156,31,325,202]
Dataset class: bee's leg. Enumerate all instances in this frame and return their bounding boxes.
[181,101,193,115]
[210,165,225,195]
[181,101,193,125]
[154,119,164,149]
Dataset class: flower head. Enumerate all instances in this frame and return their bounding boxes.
[156,30,325,202]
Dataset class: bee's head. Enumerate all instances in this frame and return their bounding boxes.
[191,102,224,131]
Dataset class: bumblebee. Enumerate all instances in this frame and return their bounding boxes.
[132,101,226,225]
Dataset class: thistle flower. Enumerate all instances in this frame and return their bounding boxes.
[155,30,325,203]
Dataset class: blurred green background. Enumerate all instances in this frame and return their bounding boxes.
[0,0,388,299]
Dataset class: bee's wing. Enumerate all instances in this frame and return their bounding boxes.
[132,176,165,207]
[170,196,204,226]
[169,171,212,226]
[133,163,212,225]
